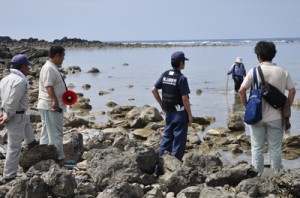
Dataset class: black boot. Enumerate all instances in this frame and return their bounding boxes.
[27,139,39,149]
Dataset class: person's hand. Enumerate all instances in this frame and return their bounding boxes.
[51,99,60,111]
[0,114,5,125]
[160,109,166,115]
[188,115,193,126]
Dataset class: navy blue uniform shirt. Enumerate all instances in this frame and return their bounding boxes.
[154,69,190,97]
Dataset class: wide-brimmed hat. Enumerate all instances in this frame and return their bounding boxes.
[235,57,242,63]
[11,54,33,66]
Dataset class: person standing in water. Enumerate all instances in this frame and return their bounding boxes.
[227,57,246,92]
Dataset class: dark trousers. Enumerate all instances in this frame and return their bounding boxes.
[155,110,188,175]
[233,76,244,92]
[159,110,188,159]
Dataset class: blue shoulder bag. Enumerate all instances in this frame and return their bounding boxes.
[244,67,262,124]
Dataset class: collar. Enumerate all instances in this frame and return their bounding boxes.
[47,60,60,67]
[260,62,276,66]
[10,69,30,89]
[171,68,182,74]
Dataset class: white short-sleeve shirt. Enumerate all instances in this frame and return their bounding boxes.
[241,62,294,122]
[37,60,67,111]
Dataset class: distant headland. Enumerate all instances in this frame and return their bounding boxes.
[0,36,253,49]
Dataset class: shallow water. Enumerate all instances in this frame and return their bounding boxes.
[62,42,300,169]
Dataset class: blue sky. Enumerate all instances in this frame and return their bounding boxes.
[1,0,300,42]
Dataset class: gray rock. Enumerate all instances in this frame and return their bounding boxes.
[81,129,110,150]
[19,145,59,171]
[143,187,164,198]
[66,66,82,73]
[132,128,154,139]
[28,109,41,123]
[183,152,223,174]
[85,147,142,191]
[129,146,158,174]
[273,168,300,197]
[41,165,77,198]
[87,67,100,73]
[227,114,245,131]
[129,106,163,128]
[158,154,202,194]
[82,84,91,90]
[106,101,118,108]
[193,116,210,125]
[237,177,279,197]
[139,106,163,122]
[26,159,57,177]
[205,164,257,187]
[76,182,97,196]
[5,176,47,198]
[63,132,84,162]
[98,182,144,198]
[0,46,12,59]
[142,130,162,150]
[159,166,200,195]
[199,186,236,198]
[176,185,205,198]
[283,134,300,147]
[112,132,136,151]
[64,117,91,128]
[108,105,135,119]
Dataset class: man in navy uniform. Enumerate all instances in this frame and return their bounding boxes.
[151,51,193,176]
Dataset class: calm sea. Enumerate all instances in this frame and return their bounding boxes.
[63,38,300,168]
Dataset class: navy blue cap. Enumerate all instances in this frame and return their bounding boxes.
[11,54,33,66]
[171,51,189,61]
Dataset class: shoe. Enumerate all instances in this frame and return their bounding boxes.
[58,159,77,166]
[257,173,261,177]
[153,164,163,178]
[27,139,39,149]
[3,177,15,183]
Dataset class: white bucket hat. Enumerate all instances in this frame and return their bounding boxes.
[235,57,242,63]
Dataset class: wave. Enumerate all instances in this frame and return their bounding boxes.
[108,37,300,46]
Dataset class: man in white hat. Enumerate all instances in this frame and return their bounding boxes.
[227,57,246,92]
[0,54,38,182]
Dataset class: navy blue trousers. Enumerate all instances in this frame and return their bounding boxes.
[233,75,244,92]
[159,110,188,160]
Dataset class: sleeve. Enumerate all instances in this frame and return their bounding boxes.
[178,76,190,96]
[240,68,254,90]
[285,71,295,90]
[227,64,234,75]
[41,66,56,87]
[3,81,26,120]
[242,64,247,76]
[154,72,164,89]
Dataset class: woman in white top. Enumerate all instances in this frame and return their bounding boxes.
[239,41,296,176]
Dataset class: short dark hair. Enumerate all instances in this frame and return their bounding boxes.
[49,46,65,58]
[254,41,277,62]
[171,60,184,68]
[11,64,22,70]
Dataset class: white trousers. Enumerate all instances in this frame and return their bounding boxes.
[250,119,283,174]
[39,110,64,160]
[3,114,35,179]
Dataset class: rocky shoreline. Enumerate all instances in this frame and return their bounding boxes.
[0,39,300,197]
[0,36,239,53]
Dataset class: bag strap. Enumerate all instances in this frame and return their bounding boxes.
[253,67,259,89]
[257,66,266,87]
